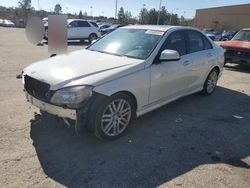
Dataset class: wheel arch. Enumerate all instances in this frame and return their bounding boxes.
[89,33,97,38]
[205,65,220,81]
[111,90,138,110]
[212,66,220,74]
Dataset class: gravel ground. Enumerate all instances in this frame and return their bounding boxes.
[0,27,249,188]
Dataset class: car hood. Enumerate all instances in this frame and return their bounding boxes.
[217,40,250,51]
[23,49,144,90]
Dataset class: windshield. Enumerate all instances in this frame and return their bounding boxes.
[88,28,164,59]
[233,30,250,41]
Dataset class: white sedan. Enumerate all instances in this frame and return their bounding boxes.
[23,25,225,140]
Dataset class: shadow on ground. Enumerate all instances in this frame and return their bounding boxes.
[30,86,250,187]
[225,64,250,74]
[42,41,90,47]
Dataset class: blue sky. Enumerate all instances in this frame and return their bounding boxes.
[1,0,250,18]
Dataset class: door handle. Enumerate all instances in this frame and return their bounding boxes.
[183,60,191,66]
[207,53,213,58]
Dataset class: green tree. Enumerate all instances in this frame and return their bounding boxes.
[139,7,169,25]
[78,10,83,19]
[54,4,62,14]
[83,11,88,17]
[18,0,34,25]
[124,11,132,22]
[179,16,194,26]
[147,9,158,24]
[159,6,169,25]
[118,7,125,23]
[18,0,32,9]
[169,14,179,25]
[139,7,148,24]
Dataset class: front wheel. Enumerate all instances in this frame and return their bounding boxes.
[202,69,219,95]
[91,93,136,140]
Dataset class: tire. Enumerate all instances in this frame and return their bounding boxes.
[88,33,97,43]
[202,69,219,96]
[44,28,48,41]
[89,93,136,140]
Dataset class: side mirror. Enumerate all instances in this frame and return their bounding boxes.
[159,49,180,61]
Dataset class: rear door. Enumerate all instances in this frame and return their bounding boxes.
[77,21,92,39]
[185,30,215,89]
[149,30,193,103]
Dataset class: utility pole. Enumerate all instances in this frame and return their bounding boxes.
[157,0,162,25]
[142,4,146,24]
[90,6,93,18]
[37,0,40,10]
[115,0,118,19]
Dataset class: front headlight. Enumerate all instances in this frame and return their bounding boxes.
[50,86,93,108]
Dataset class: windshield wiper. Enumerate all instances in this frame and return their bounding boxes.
[94,50,127,58]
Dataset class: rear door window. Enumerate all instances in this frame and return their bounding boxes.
[186,30,213,53]
[90,22,98,27]
[78,21,91,27]
[202,35,213,50]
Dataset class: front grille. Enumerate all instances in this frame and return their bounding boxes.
[226,49,250,58]
[24,75,51,101]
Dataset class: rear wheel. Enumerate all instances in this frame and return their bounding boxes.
[44,28,48,41]
[90,93,136,140]
[202,69,219,95]
[88,33,97,43]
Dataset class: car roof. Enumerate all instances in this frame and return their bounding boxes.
[122,25,191,32]
[67,19,88,23]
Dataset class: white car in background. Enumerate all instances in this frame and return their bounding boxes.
[44,19,101,42]
[0,19,15,27]
[23,25,224,140]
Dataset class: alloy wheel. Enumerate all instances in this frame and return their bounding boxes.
[207,71,218,93]
[101,99,131,137]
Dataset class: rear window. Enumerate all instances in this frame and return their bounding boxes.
[90,22,98,27]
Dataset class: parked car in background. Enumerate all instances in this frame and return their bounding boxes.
[202,29,221,41]
[220,30,238,41]
[101,24,126,35]
[212,31,222,41]
[99,24,111,30]
[44,19,101,43]
[218,28,250,66]
[0,19,15,27]
[23,25,224,140]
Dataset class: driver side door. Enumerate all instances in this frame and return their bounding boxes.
[149,30,193,104]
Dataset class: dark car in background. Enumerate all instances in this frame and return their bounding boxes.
[101,24,127,35]
[220,30,238,41]
[203,29,222,41]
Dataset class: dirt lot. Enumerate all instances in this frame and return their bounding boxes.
[0,27,249,188]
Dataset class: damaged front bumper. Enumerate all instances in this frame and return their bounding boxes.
[25,92,77,120]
